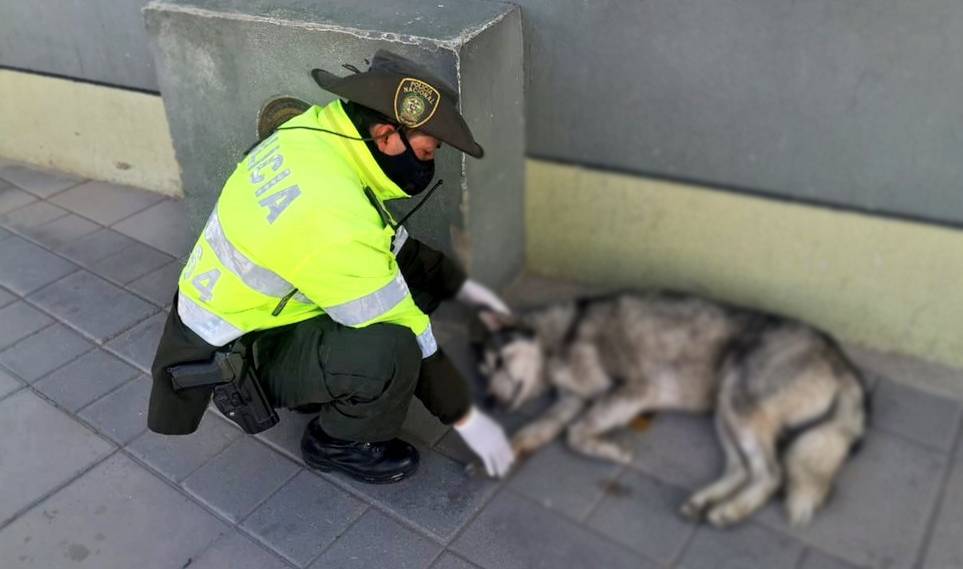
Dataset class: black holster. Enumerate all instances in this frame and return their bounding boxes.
[167,340,279,434]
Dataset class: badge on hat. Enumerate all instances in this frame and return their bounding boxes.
[394,78,440,129]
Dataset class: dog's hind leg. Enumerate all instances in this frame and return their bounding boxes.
[783,382,866,526]
[702,411,782,528]
[680,409,749,521]
[566,385,651,464]
[512,394,585,457]
[782,424,849,526]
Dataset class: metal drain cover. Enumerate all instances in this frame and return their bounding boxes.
[257,96,311,139]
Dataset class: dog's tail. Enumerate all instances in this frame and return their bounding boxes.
[782,372,867,526]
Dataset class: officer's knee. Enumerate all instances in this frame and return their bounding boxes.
[364,323,421,364]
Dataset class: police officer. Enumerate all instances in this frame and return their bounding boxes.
[148,50,515,483]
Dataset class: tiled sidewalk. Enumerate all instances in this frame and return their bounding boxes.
[1,161,962,569]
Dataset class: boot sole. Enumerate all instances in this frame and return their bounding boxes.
[303,455,417,485]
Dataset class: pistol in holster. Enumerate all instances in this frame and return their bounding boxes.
[167,341,279,434]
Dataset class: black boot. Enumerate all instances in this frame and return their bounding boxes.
[300,418,419,484]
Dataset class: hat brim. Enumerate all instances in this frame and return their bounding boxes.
[311,68,484,158]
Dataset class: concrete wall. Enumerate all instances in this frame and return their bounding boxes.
[514,0,963,226]
[3,1,962,224]
[0,1,158,91]
[144,0,524,286]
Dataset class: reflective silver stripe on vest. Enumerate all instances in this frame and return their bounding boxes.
[203,210,309,304]
[177,292,243,347]
[323,274,409,327]
[392,225,409,256]
[416,324,438,358]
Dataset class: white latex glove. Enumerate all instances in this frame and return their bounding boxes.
[454,406,516,477]
[456,279,512,314]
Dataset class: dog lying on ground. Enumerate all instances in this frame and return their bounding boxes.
[475,291,868,527]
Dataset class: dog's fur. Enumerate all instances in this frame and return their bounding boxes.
[476,292,868,527]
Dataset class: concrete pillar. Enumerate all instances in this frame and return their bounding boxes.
[144,0,524,287]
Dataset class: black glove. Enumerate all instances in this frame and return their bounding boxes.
[414,349,471,425]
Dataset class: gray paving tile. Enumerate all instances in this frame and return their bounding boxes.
[508,441,621,521]
[431,553,482,569]
[0,224,10,241]
[0,200,68,230]
[0,366,23,399]
[0,285,17,308]
[0,236,77,294]
[330,447,500,541]
[0,323,94,382]
[0,301,53,349]
[183,437,300,522]
[113,199,194,257]
[757,431,947,569]
[451,491,655,569]
[256,408,313,462]
[920,456,963,569]
[308,508,441,569]
[104,312,167,373]
[49,179,165,225]
[28,270,157,342]
[243,470,367,566]
[20,213,101,251]
[128,412,242,482]
[79,376,152,444]
[402,398,451,446]
[127,259,182,306]
[585,469,696,565]
[847,344,963,405]
[54,227,139,266]
[33,348,140,412]
[90,241,175,284]
[870,377,962,452]
[0,453,229,569]
[0,390,112,524]
[190,531,291,569]
[626,413,724,490]
[0,164,83,197]
[0,184,37,214]
[799,549,867,569]
[678,522,805,569]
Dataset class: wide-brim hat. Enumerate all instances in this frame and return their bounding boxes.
[311,50,484,158]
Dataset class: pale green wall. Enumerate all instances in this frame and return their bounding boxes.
[527,159,963,368]
[0,70,181,196]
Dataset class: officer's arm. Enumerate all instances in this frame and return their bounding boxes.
[395,236,467,302]
[292,231,439,358]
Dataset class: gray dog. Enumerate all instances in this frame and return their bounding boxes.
[476,291,868,527]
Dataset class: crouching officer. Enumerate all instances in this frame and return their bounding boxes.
[147,50,515,483]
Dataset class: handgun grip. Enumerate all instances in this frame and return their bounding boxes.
[168,354,233,390]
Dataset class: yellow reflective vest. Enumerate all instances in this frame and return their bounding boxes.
[177,100,436,357]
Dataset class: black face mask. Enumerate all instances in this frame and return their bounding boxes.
[371,129,436,196]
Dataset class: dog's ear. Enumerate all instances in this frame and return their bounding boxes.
[477,309,516,332]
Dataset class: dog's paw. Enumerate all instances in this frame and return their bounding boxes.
[511,426,552,456]
[705,503,749,529]
[589,441,634,465]
[785,494,817,527]
[611,446,634,465]
[679,499,707,522]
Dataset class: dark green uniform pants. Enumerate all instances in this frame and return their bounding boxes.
[254,316,423,442]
